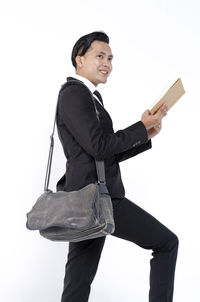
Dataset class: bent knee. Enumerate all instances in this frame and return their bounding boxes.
[167,232,179,252]
[172,232,179,246]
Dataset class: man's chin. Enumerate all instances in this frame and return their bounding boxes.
[98,77,108,85]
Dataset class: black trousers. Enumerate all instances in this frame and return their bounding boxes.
[61,197,179,302]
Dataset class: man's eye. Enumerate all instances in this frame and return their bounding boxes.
[98,55,103,58]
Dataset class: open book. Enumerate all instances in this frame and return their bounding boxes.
[149,78,185,115]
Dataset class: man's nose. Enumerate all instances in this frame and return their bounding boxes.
[102,59,111,68]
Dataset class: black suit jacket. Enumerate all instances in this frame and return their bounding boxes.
[56,77,152,199]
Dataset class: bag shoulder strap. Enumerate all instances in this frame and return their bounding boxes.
[44,80,107,192]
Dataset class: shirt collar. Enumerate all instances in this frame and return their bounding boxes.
[71,73,96,94]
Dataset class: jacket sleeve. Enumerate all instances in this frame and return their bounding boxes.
[115,139,152,162]
[57,84,149,160]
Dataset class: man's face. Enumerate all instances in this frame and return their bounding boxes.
[75,40,113,86]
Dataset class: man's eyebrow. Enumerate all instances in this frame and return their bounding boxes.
[98,51,113,58]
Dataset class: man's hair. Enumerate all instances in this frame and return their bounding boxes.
[71,30,109,69]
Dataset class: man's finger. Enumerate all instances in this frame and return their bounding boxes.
[154,124,161,133]
[160,103,169,114]
[156,103,169,119]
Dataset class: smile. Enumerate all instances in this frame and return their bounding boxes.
[99,70,108,76]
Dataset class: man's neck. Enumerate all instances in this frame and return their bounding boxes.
[71,73,97,94]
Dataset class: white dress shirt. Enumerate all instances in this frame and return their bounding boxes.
[70,73,103,106]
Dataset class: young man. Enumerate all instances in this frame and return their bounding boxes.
[56,31,178,302]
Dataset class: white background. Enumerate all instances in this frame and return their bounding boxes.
[1,0,200,301]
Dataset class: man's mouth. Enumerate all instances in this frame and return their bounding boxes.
[99,70,109,76]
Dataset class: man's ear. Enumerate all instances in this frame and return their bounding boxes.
[75,55,84,68]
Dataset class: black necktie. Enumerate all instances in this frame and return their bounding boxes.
[93,90,104,107]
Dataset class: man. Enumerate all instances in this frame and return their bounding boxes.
[56,31,178,302]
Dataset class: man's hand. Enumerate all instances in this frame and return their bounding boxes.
[141,103,169,140]
[147,121,162,139]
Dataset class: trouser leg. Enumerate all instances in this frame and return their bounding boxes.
[111,197,179,302]
[61,236,106,302]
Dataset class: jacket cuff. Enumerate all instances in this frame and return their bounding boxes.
[125,121,148,148]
